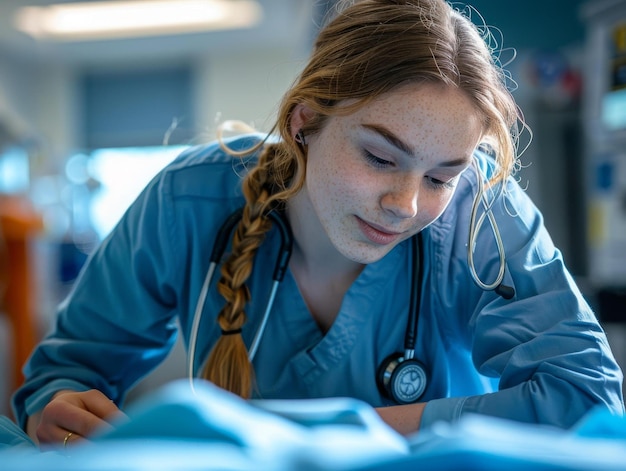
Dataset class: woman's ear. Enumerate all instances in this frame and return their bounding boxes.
[289,104,314,140]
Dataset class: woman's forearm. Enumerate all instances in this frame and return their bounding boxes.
[376,402,426,435]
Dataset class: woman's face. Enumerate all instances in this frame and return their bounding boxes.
[291,82,484,265]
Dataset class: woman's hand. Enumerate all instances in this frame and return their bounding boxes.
[27,389,127,447]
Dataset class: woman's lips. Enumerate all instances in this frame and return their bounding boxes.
[356,217,402,245]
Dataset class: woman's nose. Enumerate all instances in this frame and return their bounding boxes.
[380,180,419,219]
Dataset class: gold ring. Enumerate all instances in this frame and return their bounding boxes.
[63,432,73,448]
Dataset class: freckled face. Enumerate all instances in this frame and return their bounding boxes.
[292,83,484,264]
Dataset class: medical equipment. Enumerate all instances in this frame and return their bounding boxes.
[378,158,517,404]
[188,209,429,403]
[188,160,514,402]
[187,207,293,389]
[467,158,515,300]
[376,233,429,404]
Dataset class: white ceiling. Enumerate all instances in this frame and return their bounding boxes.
[0,0,317,66]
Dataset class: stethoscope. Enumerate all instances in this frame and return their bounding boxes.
[187,158,515,403]
[187,207,293,391]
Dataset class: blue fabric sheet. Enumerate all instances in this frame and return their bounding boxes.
[1,379,625,470]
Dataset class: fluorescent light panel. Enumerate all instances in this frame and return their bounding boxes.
[14,0,263,41]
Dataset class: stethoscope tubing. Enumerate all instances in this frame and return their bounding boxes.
[467,158,513,298]
[248,280,280,360]
[404,232,423,360]
[187,208,293,390]
[187,261,217,389]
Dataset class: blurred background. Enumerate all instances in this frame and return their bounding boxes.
[0,0,625,418]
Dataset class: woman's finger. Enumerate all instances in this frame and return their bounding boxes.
[36,389,124,445]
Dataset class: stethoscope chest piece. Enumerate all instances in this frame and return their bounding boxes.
[377,353,428,404]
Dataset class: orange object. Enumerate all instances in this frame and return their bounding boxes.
[0,195,43,405]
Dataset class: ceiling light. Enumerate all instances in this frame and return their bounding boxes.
[13,0,263,41]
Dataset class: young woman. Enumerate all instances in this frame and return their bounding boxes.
[13,0,624,445]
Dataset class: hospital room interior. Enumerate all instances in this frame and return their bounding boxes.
[0,0,625,448]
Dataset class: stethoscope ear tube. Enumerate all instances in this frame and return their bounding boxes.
[467,158,515,299]
[267,211,293,282]
[188,207,294,388]
[248,210,293,360]
[210,207,244,263]
[188,206,247,390]
[188,261,217,390]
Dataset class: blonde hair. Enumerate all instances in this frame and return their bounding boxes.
[202,0,524,397]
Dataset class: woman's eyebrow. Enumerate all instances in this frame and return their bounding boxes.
[361,123,471,167]
[362,123,415,157]
[438,157,472,168]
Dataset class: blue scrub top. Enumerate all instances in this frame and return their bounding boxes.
[12,134,625,431]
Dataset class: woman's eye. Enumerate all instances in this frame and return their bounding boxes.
[363,150,393,168]
[426,176,456,190]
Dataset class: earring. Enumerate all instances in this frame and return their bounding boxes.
[295,130,307,146]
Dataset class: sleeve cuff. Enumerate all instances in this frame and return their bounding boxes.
[420,396,468,430]
[21,379,90,429]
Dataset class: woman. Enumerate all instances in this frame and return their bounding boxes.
[13,0,624,445]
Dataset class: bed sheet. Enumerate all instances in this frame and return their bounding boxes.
[1,379,625,471]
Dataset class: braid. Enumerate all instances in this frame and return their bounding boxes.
[201,141,303,397]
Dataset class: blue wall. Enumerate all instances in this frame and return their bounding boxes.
[468,0,587,50]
